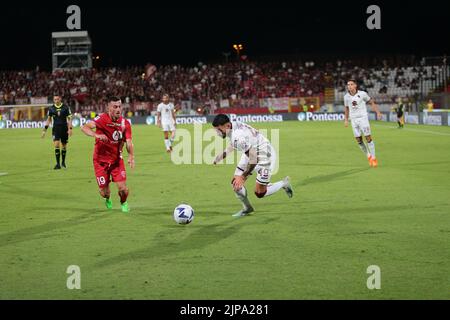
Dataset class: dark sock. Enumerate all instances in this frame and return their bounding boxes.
[118,189,129,204]
[55,148,60,165]
[62,148,66,164]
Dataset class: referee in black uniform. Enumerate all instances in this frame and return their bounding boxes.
[41,95,73,169]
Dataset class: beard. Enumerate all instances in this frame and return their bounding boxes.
[215,128,227,139]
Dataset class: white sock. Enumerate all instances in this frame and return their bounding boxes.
[367,141,376,158]
[358,142,369,157]
[264,181,285,197]
[170,132,176,143]
[164,139,170,149]
[235,186,252,209]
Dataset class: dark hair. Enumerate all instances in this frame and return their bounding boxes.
[107,96,121,103]
[212,114,230,127]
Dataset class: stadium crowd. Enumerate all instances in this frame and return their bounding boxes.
[0,56,447,115]
[0,62,329,112]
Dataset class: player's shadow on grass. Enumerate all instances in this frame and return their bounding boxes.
[301,168,369,186]
[0,183,71,201]
[285,204,418,216]
[0,168,47,177]
[390,160,450,167]
[1,176,92,187]
[300,162,355,168]
[94,215,278,268]
[0,209,105,248]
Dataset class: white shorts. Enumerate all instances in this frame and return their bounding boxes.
[234,146,277,186]
[161,122,176,132]
[351,116,371,137]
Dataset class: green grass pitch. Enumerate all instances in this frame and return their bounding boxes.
[0,121,449,299]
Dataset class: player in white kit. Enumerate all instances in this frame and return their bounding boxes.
[344,79,382,167]
[212,114,293,217]
[156,94,176,153]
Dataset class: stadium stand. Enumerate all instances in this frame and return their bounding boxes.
[1,57,448,117]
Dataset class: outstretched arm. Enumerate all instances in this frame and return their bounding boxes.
[213,143,234,164]
[242,146,258,177]
[232,147,257,191]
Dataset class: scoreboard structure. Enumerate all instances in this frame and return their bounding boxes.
[51,31,92,71]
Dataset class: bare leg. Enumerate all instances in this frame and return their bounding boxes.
[163,131,171,152]
[356,136,369,157]
[365,135,376,159]
[116,181,129,204]
[99,187,111,199]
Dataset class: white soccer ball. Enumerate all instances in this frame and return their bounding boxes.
[173,204,194,225]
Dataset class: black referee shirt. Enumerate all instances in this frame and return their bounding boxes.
[48,103,72,127]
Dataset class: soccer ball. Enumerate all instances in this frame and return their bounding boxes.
[173,204,194,225]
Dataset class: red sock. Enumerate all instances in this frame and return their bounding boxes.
[119,189,129,204]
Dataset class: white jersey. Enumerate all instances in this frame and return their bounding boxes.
[157,103,175,124]
[230,121,273,166]
[344,90,371,119]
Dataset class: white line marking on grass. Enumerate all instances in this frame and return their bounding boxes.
[374,124,450,136]
[0,172,8,176]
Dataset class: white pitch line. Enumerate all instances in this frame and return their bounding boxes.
[0,172,8,176]
[374,124,450,137]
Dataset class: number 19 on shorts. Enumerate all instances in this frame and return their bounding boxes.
[96,176,107,186]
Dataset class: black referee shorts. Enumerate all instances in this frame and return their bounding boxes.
[52,126,69,144]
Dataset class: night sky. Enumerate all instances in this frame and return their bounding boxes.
[1,1,449,71]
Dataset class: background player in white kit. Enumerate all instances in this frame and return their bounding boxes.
[212,114,293,217]
[156,94,176,153]
[344,79,382,167]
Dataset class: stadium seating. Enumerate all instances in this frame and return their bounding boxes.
[334,65,448,104]
[1,58,448,115]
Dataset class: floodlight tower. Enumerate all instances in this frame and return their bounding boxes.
[52,31,92,71]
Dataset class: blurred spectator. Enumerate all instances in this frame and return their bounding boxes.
[0,56,445,116]
[427,99,434,111]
